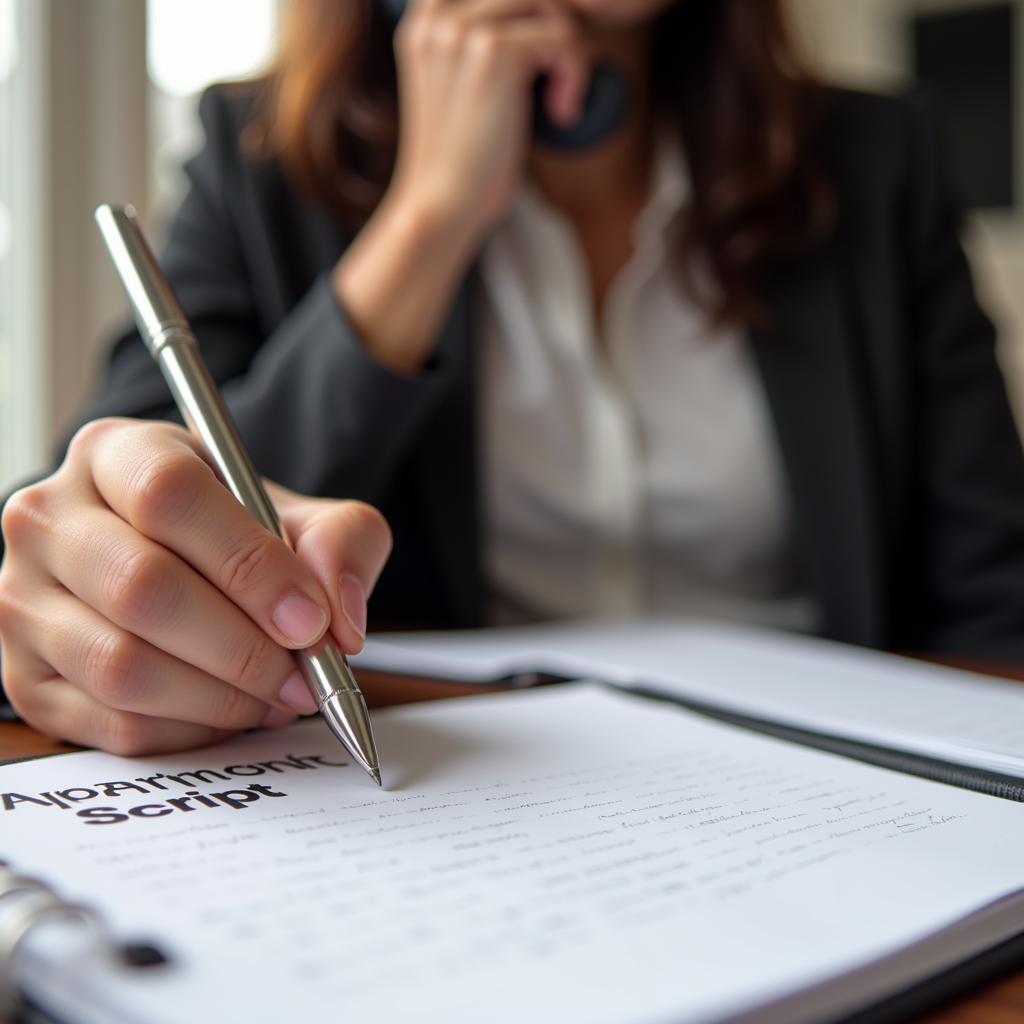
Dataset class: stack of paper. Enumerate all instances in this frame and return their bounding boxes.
[354,618,1024,778]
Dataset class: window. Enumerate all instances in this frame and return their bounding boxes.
[147,0,279,214]
[0,2,14,478]
[0,0,46,493]
[147,0,278,97]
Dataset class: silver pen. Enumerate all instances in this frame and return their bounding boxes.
[95,203,382,787]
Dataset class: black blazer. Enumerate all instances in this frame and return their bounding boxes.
[9,84,1024,662]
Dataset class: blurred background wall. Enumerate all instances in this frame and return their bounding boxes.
[0,0,1021,492]
[791,0,1024,426]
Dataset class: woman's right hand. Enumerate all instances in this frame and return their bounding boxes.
[0,418,392,755]
[390,0,593,240]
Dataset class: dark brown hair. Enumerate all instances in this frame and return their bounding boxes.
[251,0,834,324]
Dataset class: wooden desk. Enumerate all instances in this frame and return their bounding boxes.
[2,666,1024,1024]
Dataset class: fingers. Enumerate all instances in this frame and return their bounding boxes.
[272,488,393,654]
[88,427,332,651]
[450,1,592,122]
[0,611,238,756]
[412,0,592,121]
[69,605,294,731]
[500,22,591,124]
[2,584,299,733]
[19,500,313,713]
[20,678,234,757]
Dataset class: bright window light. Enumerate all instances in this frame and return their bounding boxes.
[0,0,17,82]
[146,0,277,96]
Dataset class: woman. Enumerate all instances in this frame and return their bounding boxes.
[2,0,1024,754]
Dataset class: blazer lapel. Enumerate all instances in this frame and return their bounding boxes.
[750,248,885,647]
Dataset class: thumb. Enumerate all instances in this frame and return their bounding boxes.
[273,492,393,654]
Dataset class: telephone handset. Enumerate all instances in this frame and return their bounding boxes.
[378,0,628,150]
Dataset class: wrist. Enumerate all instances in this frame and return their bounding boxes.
[331,187,481,377]
[380,181,487,259]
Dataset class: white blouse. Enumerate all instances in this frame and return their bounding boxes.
[477,125,819,632]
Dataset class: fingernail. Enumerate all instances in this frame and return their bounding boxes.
[261,705,297,728]
[272,592,328,647]
[340,574,367,639]
[277,670,319,715]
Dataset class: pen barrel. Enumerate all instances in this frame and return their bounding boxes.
[94,203,380,778]
[94,203,281,535]
[94,204,189,357]
[157,342,281,536]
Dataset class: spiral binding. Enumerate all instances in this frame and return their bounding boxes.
[0,862,109,1015]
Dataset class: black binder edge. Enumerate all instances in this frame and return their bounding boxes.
[7,675,1023,797]
[833,927,1024,1024]
[619,683,1024,802]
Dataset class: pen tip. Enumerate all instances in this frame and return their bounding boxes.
[370,768,382,788]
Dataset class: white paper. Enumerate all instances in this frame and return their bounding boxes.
[355,617,1024,777]
[4,686,1024,1024]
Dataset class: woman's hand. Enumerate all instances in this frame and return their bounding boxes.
[332,0,592,375]
[390,0,592,238]
[0,418,392,755]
